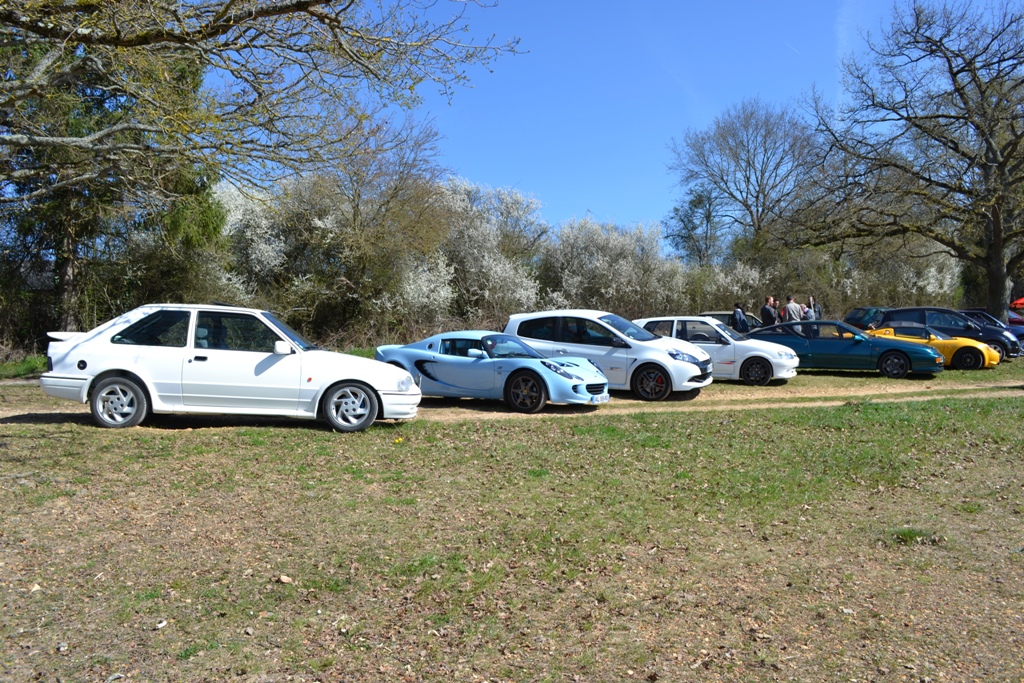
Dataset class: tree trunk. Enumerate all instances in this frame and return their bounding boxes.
[54,223,81,332]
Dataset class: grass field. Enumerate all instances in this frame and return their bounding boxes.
[2,365,1024,681]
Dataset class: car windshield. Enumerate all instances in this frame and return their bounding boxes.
[710,321,743,341]
[483,334,542,359]
[263,312,318,351]
[599,314,660,341]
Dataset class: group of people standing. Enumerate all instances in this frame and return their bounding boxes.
[728,295,823,332]
[760,295,822,325]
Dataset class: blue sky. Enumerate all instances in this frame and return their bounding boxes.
[419,0,895,227]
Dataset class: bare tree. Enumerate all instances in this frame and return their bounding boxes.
[811,0,1024,319]
[0,0,518,203]
[669,97,818,240]
[663,185,729,267]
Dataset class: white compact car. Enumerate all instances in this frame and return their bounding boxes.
[504,309,713,400]
[634,315,799,386]
[40,303,421,432]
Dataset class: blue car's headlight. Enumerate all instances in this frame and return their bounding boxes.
[1003,330,1017,342]
[667,349,701,364]
[542,360,582,381]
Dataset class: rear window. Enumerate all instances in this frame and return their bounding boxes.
[516,317,557,340]
[112,310,190,347]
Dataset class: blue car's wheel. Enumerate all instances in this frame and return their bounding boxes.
[631,364,672,401]
[878,351,910,379]
[504,371,547,413]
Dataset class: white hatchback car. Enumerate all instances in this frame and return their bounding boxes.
[40,303,421,432]
[634,315,799,386]
[504,309,713,400]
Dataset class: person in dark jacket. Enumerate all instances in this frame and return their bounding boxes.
[729,303,750,333]
[760,296,778,326]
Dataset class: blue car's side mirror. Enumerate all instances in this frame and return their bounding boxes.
[467,348,486,358]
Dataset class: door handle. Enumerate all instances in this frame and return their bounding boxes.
[193,356,208,362]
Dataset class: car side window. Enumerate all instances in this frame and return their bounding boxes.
[890,310,923,323]
[682,321,718,343]
[440,339,483,357]
[562,317,615,346]
[815,324,844,340]
[112,310,190,347]
[516,317,557,341]
[926,311,961,327]
[196,312,281,352]
[644,320,674,337]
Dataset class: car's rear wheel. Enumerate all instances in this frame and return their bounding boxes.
[91,376,148,428]
[740,358,772,386]
[504,371,547,413]
[322,382,379,432]
[878,351,910,379]
[631,364,672,401]
[952,347,983,370]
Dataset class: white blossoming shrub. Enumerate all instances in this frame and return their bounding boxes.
[215,184,284,287]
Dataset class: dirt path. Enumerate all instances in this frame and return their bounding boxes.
[5,377,1022,424]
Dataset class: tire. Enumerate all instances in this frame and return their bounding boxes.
[504,371,547,413]
[740,357,772,386]
[90,376,148,428]
[878,351,910,379]
[952,347,983,371]
[987,342,1006,363]
[631,364,672,401]
[322,382,379,432]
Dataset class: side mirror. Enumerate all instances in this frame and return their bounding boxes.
[612,337,630,348]
[853,334,867,342]
[274,340,293,355]
[467,348,486,358]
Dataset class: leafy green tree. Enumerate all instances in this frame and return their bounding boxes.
[811,0,1024,319]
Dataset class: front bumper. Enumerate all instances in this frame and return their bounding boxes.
[379,388,422,420]
[669,359,714,391]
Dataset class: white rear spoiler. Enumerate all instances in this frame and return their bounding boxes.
[46,331,83,342]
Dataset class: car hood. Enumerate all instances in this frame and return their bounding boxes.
[302,349,416,389]
[735,337,798,357]
[639,335,711,362]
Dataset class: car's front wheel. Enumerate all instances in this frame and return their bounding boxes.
[91,376,148,428]
[740,358,772,386]
[322,382,379,432]
[631,364,672,401]
[952,347,983,370]
[504,371,547,413]
[878,351,910,379]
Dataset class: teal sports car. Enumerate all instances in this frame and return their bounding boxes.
[375,331,610,413]
[747,321,945,378]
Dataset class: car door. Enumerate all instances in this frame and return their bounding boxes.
[181,311,301,411]
[925,309,979,341]
[419,338,496,396]
[809,323,874,368]
[108,308,192,406]
[549,316,631,387]
[679,319,734,376]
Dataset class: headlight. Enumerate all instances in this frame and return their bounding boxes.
[398,374,413,392]
[1003,331,1016,341]
[667,349,701,364]
[776,350,796,360]
[542,360,582,381]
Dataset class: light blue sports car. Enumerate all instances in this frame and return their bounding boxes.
[375,331,610,413]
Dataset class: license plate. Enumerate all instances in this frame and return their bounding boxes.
[592,393,610,404]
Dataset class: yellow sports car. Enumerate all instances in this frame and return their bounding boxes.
[867,322,1000,370]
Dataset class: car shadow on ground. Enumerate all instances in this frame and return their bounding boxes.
[796,369,939,380]
[417,396,603,416]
